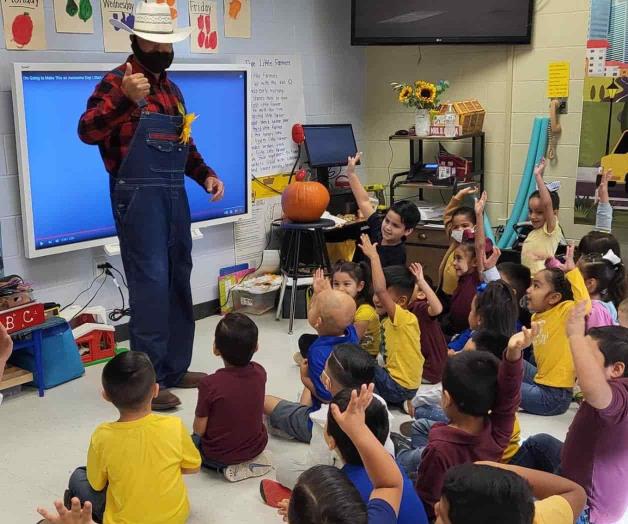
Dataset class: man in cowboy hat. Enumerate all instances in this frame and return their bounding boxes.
[79,0,224,410]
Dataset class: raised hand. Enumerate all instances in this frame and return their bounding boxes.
[534,157,547,179]
[312,268,332,295]
[597,169,612,204]
[358,233,379,260]
[475,190,488,217]
[36,498,95,524]
[409,262,425,284]
[506,322,541,360]
[330,384,374,437]
[482,246,501,271]
[454,186,478,201]
[347,152,362,175]
[556,243,576,272]
[566,301,588,339]
[121,62,150,104]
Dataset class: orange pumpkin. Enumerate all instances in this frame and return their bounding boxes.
[281,180,330,223]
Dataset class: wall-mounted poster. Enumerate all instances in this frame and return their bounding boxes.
[100,0,134,52]
[189,0,218,53]
[53,0,95,33]
[224,0,249,38]
[1,0,47,50]
[575,0,628,233]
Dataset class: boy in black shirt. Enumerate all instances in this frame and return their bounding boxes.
[347,153,420,267]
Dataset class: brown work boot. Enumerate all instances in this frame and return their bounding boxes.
[174,371,208,389]
[152,389,181,411]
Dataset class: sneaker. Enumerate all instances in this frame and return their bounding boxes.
[390,432,412,456]
[399,420,414,438]
[223,452,273,482]
[260,479,292,507]
[293,352,304,366]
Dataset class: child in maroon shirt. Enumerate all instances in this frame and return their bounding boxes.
[408,269,446,385]
[193,313,271,482]
[415,324,531,519]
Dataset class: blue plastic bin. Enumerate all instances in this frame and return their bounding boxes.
[10,318,85,389]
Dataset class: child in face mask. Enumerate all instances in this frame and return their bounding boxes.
[439,187,478,298]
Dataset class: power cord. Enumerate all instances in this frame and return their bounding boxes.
[96,262,131,321]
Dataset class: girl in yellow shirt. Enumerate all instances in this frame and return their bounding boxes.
[523,245,590,415]
[331,261,381,357]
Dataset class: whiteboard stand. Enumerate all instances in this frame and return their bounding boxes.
[191,228,204,241]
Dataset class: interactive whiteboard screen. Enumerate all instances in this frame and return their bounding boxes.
[12,63,251,258]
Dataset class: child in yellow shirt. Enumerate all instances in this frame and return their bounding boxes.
[359,234,424,405]
[521,158,564,274]
[61,352,201,524]
[331,260,381,358]
[523,244,591,415]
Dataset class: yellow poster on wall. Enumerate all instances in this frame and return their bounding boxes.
[547,61,570,99]
[1,0,47,50]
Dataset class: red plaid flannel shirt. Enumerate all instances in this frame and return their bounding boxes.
[78,56,217,187]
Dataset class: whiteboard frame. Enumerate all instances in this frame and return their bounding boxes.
[11,62,252,259]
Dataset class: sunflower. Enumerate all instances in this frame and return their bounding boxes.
[415,81,437,105]
[398,85,414,103]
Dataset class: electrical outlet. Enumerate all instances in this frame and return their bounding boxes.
[558,100,568,114]
[93,256,108,278]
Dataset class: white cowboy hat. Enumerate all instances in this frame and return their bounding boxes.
[110,0,192,44]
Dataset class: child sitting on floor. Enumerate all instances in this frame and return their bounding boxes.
[359,234,424,405]
[58,352,201,524]
[282,384,403,524]
[577,250,625,329]
[435,462,586,524]
[192,313,271,482]
[414,324,528,519]
[445,232,493,336]
[331,261,381,358]
[347,153,421,267]
[265,280,358,443]
[260,343,395,500]
[438,186,479,299]
[325,389,428,524]
[408,264,446,385]
[523,244,591,416]
[511,303,628,524]
[0,321,12,407]
[521,158,564,274]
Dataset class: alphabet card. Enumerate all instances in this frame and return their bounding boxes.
[1,0,47,50]
[189,0,218,53]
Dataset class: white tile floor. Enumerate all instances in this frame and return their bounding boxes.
[0,313,578,524]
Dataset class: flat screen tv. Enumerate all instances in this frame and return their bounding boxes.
[11,63,251,258]
[351,0,534,45]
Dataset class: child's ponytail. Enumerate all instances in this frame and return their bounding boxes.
[580,250,627,306]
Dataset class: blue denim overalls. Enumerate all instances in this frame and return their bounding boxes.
[109,68,194,387]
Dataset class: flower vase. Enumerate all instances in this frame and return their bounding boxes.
[414,109,431,136]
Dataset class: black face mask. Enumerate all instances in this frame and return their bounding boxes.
[131,37,174,74]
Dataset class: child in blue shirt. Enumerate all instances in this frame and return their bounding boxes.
[326,389,428,524]
[265,271,358,443]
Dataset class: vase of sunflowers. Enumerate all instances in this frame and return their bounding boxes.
[391,80,450,136]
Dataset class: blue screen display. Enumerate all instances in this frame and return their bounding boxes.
[19,68,247,251]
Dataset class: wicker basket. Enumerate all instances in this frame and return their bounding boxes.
[452,100,485,134]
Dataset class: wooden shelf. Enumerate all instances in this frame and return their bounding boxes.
[389,132,484,141]
[0,365,33,390]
